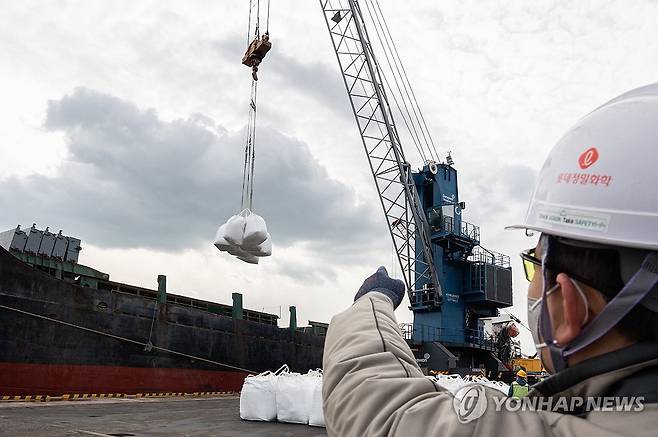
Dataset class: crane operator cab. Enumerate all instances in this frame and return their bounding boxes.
[242,33,272,81]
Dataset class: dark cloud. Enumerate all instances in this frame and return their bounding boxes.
[273,257,339,286]
[213,34,350,119]
[268,52,350,117]
[0,87,383,256]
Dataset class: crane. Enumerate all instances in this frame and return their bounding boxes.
[320,0,516,376]
[319,0,440,301]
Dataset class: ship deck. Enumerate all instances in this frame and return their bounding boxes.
[0,396,327,436]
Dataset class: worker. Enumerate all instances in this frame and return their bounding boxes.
[507,370,529,398]
[242,33,272,81]
[322,84,658,436]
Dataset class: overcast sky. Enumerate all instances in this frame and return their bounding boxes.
[2,0,658,355]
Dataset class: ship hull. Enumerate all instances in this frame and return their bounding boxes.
[0,247,325,396]
[0,363,247,396]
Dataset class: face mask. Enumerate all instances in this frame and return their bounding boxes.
[527,279,590,351]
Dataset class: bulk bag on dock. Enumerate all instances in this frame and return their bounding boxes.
[432,374,465,395]
[240,365,289,421]
[240,371,277,421]
[308,375,325,427]
[483,380,510,395]
[430,374,510,396]
[464,375,509,395]
[275,370,320,424]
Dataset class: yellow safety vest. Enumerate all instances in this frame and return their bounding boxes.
[511,381,529,398]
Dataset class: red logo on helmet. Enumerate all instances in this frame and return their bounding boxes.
[578,147,599,170]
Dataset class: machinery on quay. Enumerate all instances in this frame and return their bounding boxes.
[319,0,516,376]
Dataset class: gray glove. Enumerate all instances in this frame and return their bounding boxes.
[354,266,406,309]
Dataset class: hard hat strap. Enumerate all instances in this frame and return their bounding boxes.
[538,237,658,371]
[563,252,658,357]
[539,235,568,372]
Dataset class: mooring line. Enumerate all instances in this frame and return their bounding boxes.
[0,303,257,374]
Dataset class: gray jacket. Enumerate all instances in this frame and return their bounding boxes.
[322,293,658,436]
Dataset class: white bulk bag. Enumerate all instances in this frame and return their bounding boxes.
[308,375,325,427]
[479,378,509,395]
[239,365,288,421]
[224,210,249,246]
[238,253,259,264]
[240,371,277,421]
[244,233,272,257]
[486,381,510,395]
[226,244,248,257]
[213,224,233,252]
[433,374,465,395]
[275,371,317,424]
[243,211,268,247]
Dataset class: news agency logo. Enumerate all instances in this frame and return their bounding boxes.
[451,386,646,423]
[452,384,487,423]
[493,396,645,413]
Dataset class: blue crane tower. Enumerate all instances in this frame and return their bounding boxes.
[320,0,514,374]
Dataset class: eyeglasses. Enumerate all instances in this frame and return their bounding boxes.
[520,248,541,282]
[520,247,595,287]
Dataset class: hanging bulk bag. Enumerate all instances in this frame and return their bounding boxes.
[213,224,233,252]
[224,210,249,246]
[243,211,269,247]
[245,233,272,257]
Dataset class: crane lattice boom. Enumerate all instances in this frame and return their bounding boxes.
[319,0,441,298]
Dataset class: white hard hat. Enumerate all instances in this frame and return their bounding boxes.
[507,83,658,251]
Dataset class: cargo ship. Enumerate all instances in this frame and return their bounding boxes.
[0,225,326,396]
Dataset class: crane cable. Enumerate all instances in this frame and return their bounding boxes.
[362,0,430,163]
[336,0,427,165]
[330,0,404,166]
[501,308,532,333]
[367,0,440,162]
[369,0,441,161]
[241,0,271,211]
[363,0,441,164]
[241,82,258,210]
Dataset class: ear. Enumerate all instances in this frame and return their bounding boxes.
[554,273,588,345]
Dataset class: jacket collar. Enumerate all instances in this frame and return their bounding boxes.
[530,342,658,400]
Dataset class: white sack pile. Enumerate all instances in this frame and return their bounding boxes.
[214,209,272,264]
[429,373,510,395]
[239,366,325,428]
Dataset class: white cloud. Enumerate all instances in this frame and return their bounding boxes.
[0,88,386,281]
